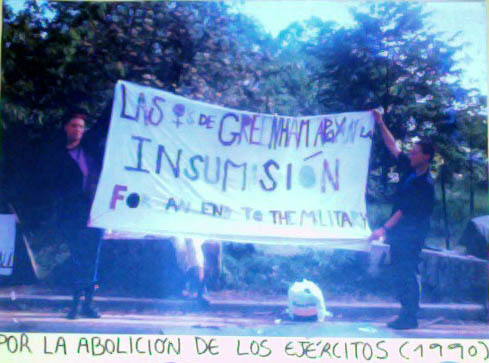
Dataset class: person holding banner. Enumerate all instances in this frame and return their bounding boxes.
[369,109,435,330]
[42,111,103,319]
[172,235,211,307]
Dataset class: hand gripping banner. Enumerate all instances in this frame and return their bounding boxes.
[90,81,374,248]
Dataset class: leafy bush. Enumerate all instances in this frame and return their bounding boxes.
[221,245,394,301]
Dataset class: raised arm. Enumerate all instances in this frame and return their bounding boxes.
[372,109,401,159]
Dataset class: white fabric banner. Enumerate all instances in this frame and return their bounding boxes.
[0,214,16,276]
[90,81,374,248]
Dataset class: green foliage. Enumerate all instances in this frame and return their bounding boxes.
[222,246,393,300]
[2,0,487,254]
[305,1,487,196]
[2,1,282,128]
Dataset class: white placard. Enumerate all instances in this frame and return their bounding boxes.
[0,214,16,275]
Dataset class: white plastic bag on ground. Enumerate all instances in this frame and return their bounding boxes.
[287,279,332,322]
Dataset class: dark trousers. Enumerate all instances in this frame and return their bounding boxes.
[391,258,421,319]
[390,241,422,320]
[62,222,103,291]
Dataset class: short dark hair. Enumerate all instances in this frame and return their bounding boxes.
[63,109,88,126]
[417,137,435,161]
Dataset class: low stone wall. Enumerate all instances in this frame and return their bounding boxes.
[420,249,488,304]
[43,241,489,307]
[370,243,488,304]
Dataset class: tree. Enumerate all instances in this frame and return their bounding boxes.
[271,18,337,115]
[2,1,287,128]
[308,1,487,200]
[1,0,486,241]
[0,0,289,230]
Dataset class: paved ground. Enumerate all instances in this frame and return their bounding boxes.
[1,308,488,339]
[0,286,487,339]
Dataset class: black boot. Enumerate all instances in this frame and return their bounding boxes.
[387,314,418,330]
[189,268,210,308]
[196,284,210,308]
[80,286,100,318]
[66,289,83,320]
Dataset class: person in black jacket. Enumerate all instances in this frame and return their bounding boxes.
[45,111,103,319]
[369,109,435,330]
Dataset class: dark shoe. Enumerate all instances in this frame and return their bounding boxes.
[66,290,82,320]
[387,316,418,330]
[80,304,101,319]
[66,305,79,320]
[80,285,100,318]
[197,295,210,308]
